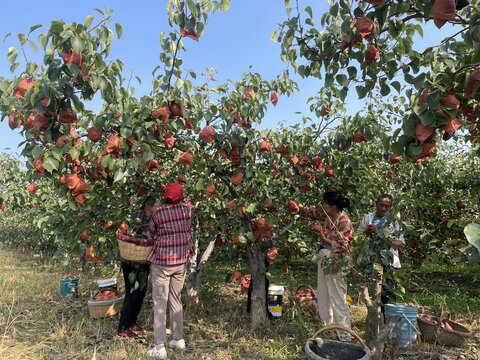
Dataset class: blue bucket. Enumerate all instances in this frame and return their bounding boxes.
[60,276,79,298]
[384,304,418,348]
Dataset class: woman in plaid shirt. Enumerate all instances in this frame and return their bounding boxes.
[146,183,194,359]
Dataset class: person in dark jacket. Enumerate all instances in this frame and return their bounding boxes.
[117,195,159,338]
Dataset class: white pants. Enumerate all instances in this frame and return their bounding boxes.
[317,248,351,341]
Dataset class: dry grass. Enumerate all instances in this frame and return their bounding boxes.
[0,247,478,360]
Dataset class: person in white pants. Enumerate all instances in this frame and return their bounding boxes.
[313,191,354,342]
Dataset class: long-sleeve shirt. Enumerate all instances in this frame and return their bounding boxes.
[147,200,194,265]
[321,212,354,257]
[357,212,405,269]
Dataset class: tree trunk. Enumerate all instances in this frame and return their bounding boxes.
[79,250,86,271]
[363,263,400,360]
[185,236,216,309]
[364,263,383,352]
[247,241,267,328]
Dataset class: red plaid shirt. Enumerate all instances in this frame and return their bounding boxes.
[147,199,194,265]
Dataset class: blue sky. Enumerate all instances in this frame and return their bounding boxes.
[0,0,329,155]
[0,1,455,156]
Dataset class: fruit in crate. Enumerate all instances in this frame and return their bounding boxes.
[93,289,120,301]
[291,287,316,297]
[62,274,77,278]
[99,275,113,280]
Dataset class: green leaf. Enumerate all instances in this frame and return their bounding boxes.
[28,39,38,52]
[305,6,313,18]
[28,24,42,35]
[220,0,230,11]
[426,93,440,108]
[464,223,480,251]
[355,85,367,99]
[347,66,357,78]
[69,147,80,160]
[85,15,94,29]
[115,23,123,39]
[175,78,184,88]
[246,203,257,213]
[187,0,197,16]
[329,2,339,16]
[380,83,390,96]
[325,73,334,87]
[26,62,38,76]
[50,20,65,34]
[38,33,48,50]
[114,169,125,183]
[391,81,401,93]
[413,73,426,90]
[419,111,435,126]
[120,127,132,138]
[408,142,422,156]
[32,146,44,159]
[7,47,18,64]
[128,271,136,283]
[42,156,59,173]
[336,74,348,86]
[17,33,27,46]
[391,142,403,155]
[197,22,205,37]
[71,36,85,53]
[271,31,278,43]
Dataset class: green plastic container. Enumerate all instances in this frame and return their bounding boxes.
[60,276,79,298]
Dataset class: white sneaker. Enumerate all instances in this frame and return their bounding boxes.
[146,345,167,359]
[168,338,186,350]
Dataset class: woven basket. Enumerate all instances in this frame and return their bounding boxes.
[290,285,317,313]
[418,314,440,342]
[87,290,124,319]
[437,312,472,347]
[418,312,472,346]
[117,231,153,264]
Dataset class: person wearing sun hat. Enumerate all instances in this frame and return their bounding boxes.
[146,183,194,359]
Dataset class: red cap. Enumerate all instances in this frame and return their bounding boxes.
[164,183,183,203]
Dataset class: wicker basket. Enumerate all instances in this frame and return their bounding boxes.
[438,312,472,347]
[417,314,440,342]
[87,290,125,319]
[418,312,472,346]
[117,231,153,264]
[290,285,317,313]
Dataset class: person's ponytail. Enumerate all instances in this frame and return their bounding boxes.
[341,196,351,210]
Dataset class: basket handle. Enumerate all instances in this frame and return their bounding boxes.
[440,311,451,322]
[295,284,316,294]
[310,325,368,351]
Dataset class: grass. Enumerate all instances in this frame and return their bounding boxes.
[0,246,479,359]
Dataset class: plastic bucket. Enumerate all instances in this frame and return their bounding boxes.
[385,304,418,347]
[60,276,79,298]
[267,285,284,317]
[97,276,117,291]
